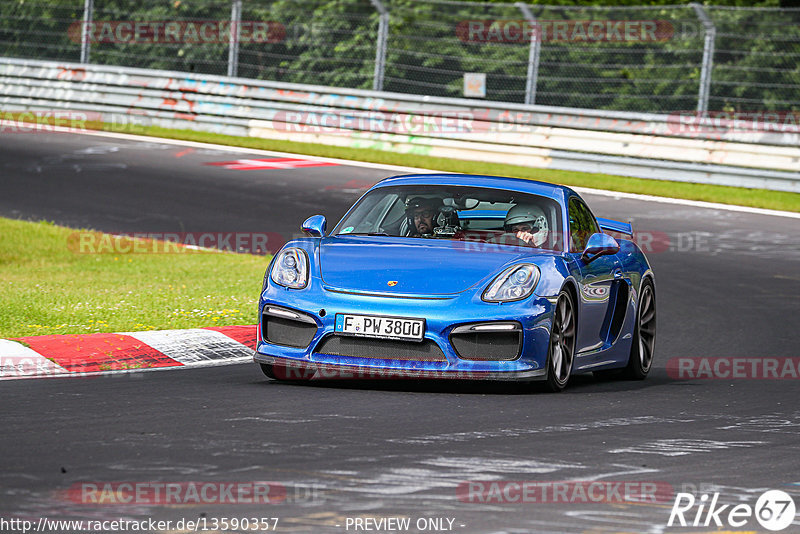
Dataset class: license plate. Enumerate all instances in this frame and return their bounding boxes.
[334,314,425,342]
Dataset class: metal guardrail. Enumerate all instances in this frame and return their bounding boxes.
[5,1,800,114]
[1,57,798,193]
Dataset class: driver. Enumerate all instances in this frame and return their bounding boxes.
[504,204,549,247]
[405,197,442,236]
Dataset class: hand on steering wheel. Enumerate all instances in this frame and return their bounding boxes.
[491,232,531,247]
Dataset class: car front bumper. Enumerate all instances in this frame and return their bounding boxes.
[255,283,555,381]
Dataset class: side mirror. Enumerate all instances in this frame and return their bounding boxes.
[301,215,327,238]
[581,233,619,263]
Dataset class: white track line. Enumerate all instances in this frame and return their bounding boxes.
[61,128,800,219]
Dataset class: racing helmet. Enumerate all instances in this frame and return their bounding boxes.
[505,204,549,247]
[404,196,443,235]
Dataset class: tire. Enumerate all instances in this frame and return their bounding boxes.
[261,362,313,381]
[544,289,577,392]
[260,363,276,379]
[624,278,656,380]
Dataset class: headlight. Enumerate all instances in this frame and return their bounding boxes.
[270,248,309,289]
[482,264,540,302]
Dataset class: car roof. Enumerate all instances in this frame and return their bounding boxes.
[369,173,576,203]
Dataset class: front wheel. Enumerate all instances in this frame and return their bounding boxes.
[544,289,577,392]
[260,362,313,381]
[624,279,656,379]
[260,363,276,379]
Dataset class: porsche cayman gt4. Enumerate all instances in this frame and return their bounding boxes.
[254,174,656,391]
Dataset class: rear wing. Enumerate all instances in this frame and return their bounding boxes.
[597,217,633,237]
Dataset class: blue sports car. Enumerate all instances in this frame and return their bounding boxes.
[254,174,656,391]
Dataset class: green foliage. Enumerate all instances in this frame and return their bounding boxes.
[0,0,84,61]
[0,0,796,111]
[707,7,800,111]
[89,0,232,74]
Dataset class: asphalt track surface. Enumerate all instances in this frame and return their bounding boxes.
[1,132,799,534]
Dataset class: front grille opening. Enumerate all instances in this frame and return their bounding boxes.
[262,312,317,348]
[314,336,447,362]
[450,331,522,361]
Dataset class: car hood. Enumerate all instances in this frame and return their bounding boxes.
[318,236,550,296]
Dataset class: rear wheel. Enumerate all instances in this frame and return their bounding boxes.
[544,290,576,392]
[624,279,656,379]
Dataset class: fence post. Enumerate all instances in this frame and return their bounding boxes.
[227,0,243,78]
[80,0,93,64]
[691,3,715,114]
[370,0,388,92]
[516,2,540,106]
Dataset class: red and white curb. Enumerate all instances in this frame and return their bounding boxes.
[0,325,256,380]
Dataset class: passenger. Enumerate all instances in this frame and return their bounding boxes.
[504,204,549,247]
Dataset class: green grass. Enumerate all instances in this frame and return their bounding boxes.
[106,123,800,213]
[0,218,267,338]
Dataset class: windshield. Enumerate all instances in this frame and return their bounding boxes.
[333,185,564,252]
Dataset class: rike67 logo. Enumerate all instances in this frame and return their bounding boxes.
[668,489,796,531]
